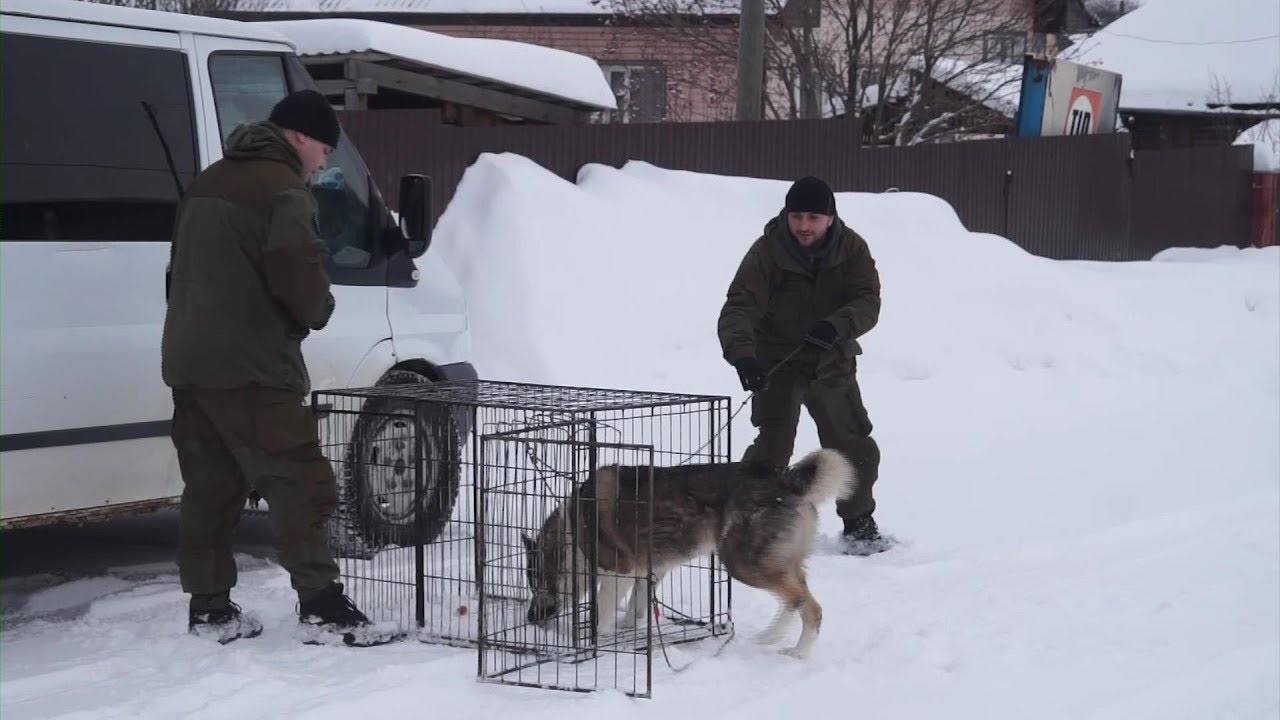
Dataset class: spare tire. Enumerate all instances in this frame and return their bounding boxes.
[343,369,462,550]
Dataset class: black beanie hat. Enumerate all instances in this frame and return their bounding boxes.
[268,89,341,148]
[784,176,836,215]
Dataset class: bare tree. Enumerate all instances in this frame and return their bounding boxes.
[1081,0,1139,26]
[601,0,1029,143]
[864,0,1030,145]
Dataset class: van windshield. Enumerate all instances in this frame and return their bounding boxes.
[208,53,373,269]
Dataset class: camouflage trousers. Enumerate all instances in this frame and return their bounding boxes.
[739,363,881,524]
[170,388,339,608]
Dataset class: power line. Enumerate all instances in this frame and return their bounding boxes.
[1099,30,1280,46]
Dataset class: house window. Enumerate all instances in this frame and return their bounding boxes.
[983,31,1027,63]
[600,63,666,123]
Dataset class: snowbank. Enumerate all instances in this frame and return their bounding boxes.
[1152,244,1280,263]
[1235,118,1280,173]
[437,153,1279,393]
[2,157,1277,719]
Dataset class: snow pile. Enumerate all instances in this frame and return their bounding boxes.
[2,157,1277,718]
[261,18,616,109]
[438,154,1279,393]
[1065,0,1280,112]
[1235,118,1280,173]
[1153,244,1280,263]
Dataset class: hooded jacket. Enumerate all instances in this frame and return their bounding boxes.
[717,211,881,372]
[161,121,335,395]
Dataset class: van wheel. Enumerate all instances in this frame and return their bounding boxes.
[340,369,462,553]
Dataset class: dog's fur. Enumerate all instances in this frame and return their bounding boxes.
[522,448,856,659]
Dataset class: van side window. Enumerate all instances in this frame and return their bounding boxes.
[0,32,198,242]
[208,54,289,148]
[209,53,373,269]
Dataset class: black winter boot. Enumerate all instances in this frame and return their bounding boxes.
[188,594,263,644]
[297,582,402,647]
[841,515,894,556]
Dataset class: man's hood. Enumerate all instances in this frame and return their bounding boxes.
[763,210,853,272]
[223,121,303,176]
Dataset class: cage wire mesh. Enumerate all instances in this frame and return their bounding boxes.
[314,379,734,696]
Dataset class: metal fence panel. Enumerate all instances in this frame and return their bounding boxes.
[339,111,1253,261]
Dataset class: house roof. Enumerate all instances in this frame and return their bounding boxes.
[1063,0,1280,114]
[920,58,1024,118]
[259,18,617,110]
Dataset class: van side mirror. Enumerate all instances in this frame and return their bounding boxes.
[398,174,431,258]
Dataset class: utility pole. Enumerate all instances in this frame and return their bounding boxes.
[736,0,766,120]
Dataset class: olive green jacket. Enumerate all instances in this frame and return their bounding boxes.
[162,122,335,395]
[717,211,881,371]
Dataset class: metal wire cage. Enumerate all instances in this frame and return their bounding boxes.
[313,379,735,696]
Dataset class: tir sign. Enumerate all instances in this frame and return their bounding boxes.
[1064,86,1102,135]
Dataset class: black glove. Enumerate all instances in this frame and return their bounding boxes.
[805,320,838,350]
[733,357,768,392]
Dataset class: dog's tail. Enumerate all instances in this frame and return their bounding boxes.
[786,448,857,504]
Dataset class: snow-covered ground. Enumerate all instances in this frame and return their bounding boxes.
[3,156,1278,719]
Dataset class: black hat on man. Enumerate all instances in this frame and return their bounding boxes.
[269,89,341,148]
[785,175,836,215]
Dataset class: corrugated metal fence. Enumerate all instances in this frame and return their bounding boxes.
[338,109,1255,261]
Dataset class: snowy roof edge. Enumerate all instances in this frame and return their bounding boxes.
[260,18,617,111]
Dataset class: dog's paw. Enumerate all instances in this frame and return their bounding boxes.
[779,645,811,660]
[596,615,620,636]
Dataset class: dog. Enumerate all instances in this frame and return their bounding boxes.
[521,448,856,659]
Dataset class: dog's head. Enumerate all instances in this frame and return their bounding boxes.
[522,530,563,626]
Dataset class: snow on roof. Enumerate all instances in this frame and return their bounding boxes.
[247,0,755,15]
[1063,0,1280,113]
[818,60,1020,121]
[923,58,1024,118]
[259,18,616,110]
[1,0,293,45]
[1234,119,1280,172]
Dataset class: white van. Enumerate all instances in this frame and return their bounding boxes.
[0,0,476,552]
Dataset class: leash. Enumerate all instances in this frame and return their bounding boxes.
[650,584,737,672]
[654,345,805,668]
[677,343,807,466]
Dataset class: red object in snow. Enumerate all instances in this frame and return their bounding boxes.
[1251,173,1278,248]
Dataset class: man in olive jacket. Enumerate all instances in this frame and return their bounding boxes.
[162,90,373,643]
[718,176,891,555]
